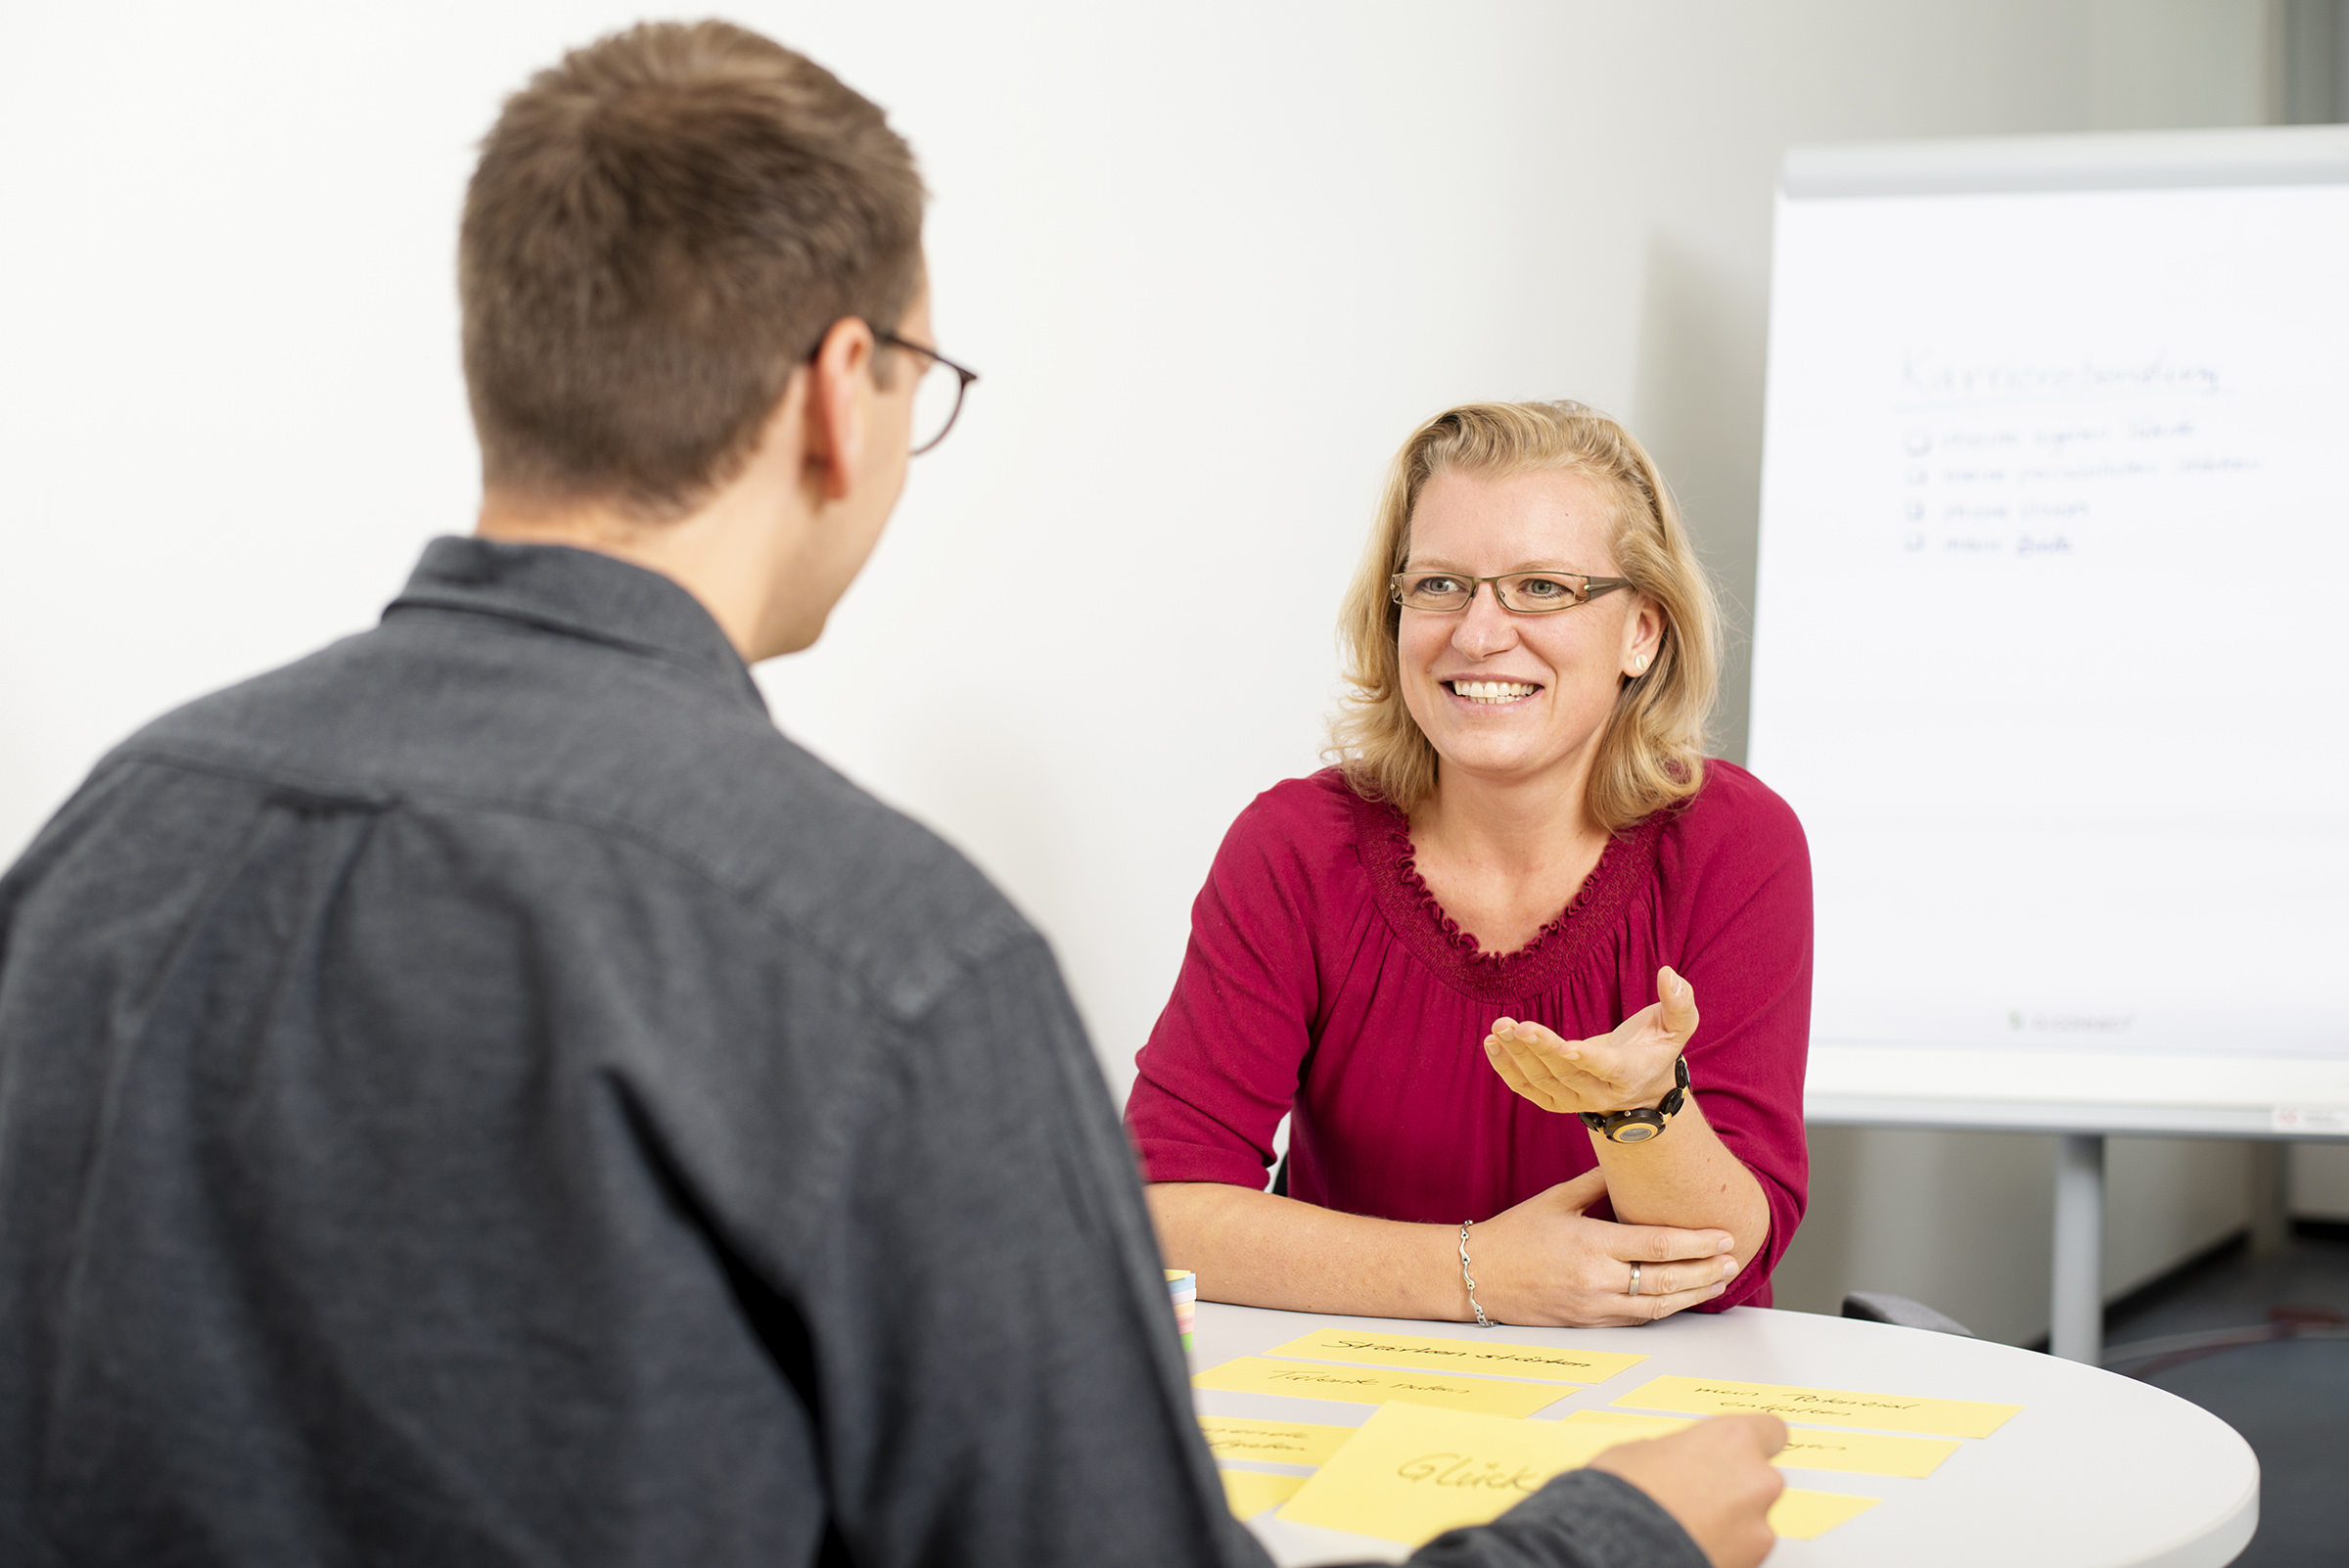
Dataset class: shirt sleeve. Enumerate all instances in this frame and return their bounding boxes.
[1668,768,1815,1314]
[1123,788,1328,1189]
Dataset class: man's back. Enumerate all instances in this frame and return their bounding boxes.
[0,539,1233,1566]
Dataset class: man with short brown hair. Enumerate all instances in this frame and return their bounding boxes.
[0,22,1782,1568]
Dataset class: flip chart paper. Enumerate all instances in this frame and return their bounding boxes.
[1266,1327,1647,1385]
[1768,1490,1882,1540]
[1221,1470,1307,1519]
[1195,1358,1570,1417]
[1198,1416,1356,1466]
[1277,1403,1624,1544]
[1613,1374,2021,1437]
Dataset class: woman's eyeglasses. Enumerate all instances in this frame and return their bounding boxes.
[1389,570,1633,614]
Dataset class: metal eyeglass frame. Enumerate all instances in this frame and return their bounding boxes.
[1388,570,1634,614]
[804,322,981,456]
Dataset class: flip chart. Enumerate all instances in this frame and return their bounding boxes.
[1197,1416,1356,1466]
[1265,1327,1646,1385]
[1752,131,2349,1127]
[1194,1358,1569,1417]
[1221,1470,1307,1519]
[1614,1375,2020,1438]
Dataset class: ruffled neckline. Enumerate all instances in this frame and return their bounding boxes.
[1349,786,1667,1003]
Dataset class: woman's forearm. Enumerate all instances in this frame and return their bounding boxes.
[1590,1095,1771,1267]
[1142,1181,1471,1319]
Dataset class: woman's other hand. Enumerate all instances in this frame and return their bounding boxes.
[1483,965,1697,1116]
[1473,1168,1738,1326]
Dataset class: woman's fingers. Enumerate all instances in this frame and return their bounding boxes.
[1484,1030,1596,1113]
[1617,1254,1742,1297]
[1625,1279,1727,1323]
[1606,1222,1737,1264]
[1656,966,1700,1042]
[1481,1034,1553,1109]
[1544,1167,1610,1213]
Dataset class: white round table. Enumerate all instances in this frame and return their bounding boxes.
[1190,1301,2257,1568]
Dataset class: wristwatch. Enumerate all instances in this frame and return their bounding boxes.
[1580,1056,1689,1143]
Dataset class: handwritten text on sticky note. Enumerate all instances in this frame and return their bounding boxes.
[1198,1416,1355,1466]
[1613,1374,2021,1438]
[1555,1411,1959,1477]
[1194,1358,1569,1417]
[1266,1327,1646,1385]
[1277,1403,1621,1544]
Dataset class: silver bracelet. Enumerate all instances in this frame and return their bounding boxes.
[1458,1221,1494,1327]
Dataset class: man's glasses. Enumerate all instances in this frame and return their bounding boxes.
[1388,570,1633,615]
[874,331,980,455]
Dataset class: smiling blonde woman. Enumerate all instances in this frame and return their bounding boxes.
[1124,400,1813,1328]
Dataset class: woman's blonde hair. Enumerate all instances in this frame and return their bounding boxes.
[1327,400,1721,832]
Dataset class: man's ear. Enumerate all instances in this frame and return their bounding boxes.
[803,316,875,503]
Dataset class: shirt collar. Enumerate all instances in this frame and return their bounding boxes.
[386,536,768,715]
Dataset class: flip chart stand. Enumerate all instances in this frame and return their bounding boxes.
[2050,1134,2104,1363]
[1809,1091,2336,1366]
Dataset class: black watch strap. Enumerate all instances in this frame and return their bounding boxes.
[1580,1055,1690,1144]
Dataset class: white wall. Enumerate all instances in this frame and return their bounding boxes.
[0,0,2305,1345]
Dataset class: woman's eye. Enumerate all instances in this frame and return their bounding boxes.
[1412,576,1462,596]
[1516,576,1572,599]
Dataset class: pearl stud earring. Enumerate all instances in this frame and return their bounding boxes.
[1634,655,1650,673]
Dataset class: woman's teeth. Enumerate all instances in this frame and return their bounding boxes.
[1451,681,1537,704]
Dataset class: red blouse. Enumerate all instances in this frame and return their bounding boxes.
[1123,762,1812,1311]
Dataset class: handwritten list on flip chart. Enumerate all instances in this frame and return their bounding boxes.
[1751,179,2349,1062]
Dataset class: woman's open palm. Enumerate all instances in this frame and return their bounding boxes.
[1484,966,1698,1116]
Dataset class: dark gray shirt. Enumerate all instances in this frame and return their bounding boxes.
[0,538,1702,1568]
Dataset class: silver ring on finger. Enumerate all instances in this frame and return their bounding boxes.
[1628,1261,1641,1297]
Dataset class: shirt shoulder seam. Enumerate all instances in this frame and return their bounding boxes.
[100,747,1035,1015]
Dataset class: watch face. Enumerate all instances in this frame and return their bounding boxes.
[1611,1120,1661,1142]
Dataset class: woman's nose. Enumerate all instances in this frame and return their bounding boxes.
[1451,584,1519,656]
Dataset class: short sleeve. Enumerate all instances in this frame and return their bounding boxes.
[1663,764,1814,1313]
[1123,779,1344,1190]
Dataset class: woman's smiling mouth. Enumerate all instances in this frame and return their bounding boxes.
[1446,679,1542,705]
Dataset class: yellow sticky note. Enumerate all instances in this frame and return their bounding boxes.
[1278,1403,1623,1545]
[1194,1358,1572,1417]
[1560,1411,1958,1477]
[1556,1410,1696,1439]
[1613,1374,2022,1438]
[1221,1469,1307,1519]
[1267,1327,1648,1386]
[1769,1489,1882,1539]
[1198,1416,1356,1466]
[1773,1427,1959,1478]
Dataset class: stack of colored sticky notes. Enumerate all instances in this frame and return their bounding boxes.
[1166,1269,1196,1351]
